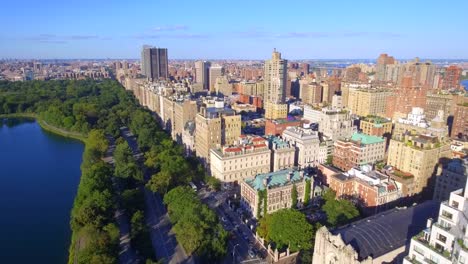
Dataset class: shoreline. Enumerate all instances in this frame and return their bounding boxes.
[0,113,87,142]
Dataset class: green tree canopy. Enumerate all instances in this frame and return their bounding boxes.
[258,209,313,252]
[322,190,360,227]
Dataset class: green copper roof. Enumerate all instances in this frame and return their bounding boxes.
[244,169,310,191]
[351,133,385,145]
[267,136,290,149]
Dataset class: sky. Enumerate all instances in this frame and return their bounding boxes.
[1,0,468,60]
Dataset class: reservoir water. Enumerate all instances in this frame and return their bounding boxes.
[0,118,84,264]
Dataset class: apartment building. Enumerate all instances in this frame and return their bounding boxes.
[303,105,355,140]
[433,158,468,202]
[328,165,402,214]
[332,133,386,171]
[359,116,392,136]
[387,133,451,194]
[403,180,468,264]
[347,88,391,117]
[195,103,241,164]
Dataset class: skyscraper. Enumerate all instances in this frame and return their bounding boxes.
[195,60,210,90]
[264,48,287,104]
[209,64,224,93]
[141,46,168,81]
[264,49,288,119]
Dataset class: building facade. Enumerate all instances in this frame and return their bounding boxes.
[195,104,241,164]
[282,127,328,167]
[433,158,468,202]
[333,133,386,171]
[303,105,355,140]
[359,116,392,136]
[210,135,271,182]
[268,136,295,172]
[240,169,312,217]
[141,46,168,81]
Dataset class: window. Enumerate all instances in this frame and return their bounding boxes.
[437,234,447,243]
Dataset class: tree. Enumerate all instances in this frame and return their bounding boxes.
[322,190,359,227]
[146,171,171,194]
[87,129,108,155]
[304,179,311,206]
[325,155,333,165]
[258,209,313,252]
[291,184,298,208]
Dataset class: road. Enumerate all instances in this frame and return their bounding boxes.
[120,127,192,264]
[197,186,267,264]
[102,136,139,264]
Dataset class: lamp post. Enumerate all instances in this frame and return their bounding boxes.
[232,243,239,264]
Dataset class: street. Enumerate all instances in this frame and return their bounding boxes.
[197,185,268,264]
[120,127,192,264]
[103,136,139,264]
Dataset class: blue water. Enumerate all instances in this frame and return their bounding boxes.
[461,80,468,91]
[0,118,84,264]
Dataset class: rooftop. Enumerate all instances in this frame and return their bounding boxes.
[350,133,385,145]
[267,136,292,149]
[244,169,311,191]
[331,200,440,260]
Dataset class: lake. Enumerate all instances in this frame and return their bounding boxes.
[0,118,84,264]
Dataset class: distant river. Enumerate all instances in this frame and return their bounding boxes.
[0,118,84,264]
[461,80,468,91]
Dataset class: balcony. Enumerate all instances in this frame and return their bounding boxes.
[404,256,423,264]
[414,236,452,260]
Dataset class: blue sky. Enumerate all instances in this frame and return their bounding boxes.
[1,0,467,59]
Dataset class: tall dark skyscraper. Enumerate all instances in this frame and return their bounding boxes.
[141,46,168,81]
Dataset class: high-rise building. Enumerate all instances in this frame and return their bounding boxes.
[141,46,168,81]
[195,60,210,89]
[214,76,232,96]
[195,102,241,164]
[442,65,462,90]
[209,64,224,93]
[452,103,468,140]
[264,49,288,119]
[433,158,468,202]
[375,53,396,81]
[387,132,451,195]
[347,88,392,117]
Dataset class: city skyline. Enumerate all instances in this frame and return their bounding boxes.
[2,0,468,59]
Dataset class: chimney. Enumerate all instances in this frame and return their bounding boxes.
[426,218,433,228]
[287,171,294,181]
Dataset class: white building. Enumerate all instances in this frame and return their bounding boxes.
[210,135,271,183]
[282,126,328,167]
[303,105,355,140]
[404,176,468,264]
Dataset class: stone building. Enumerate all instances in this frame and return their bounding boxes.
[240,169,313,218]
[210,135,271,183]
